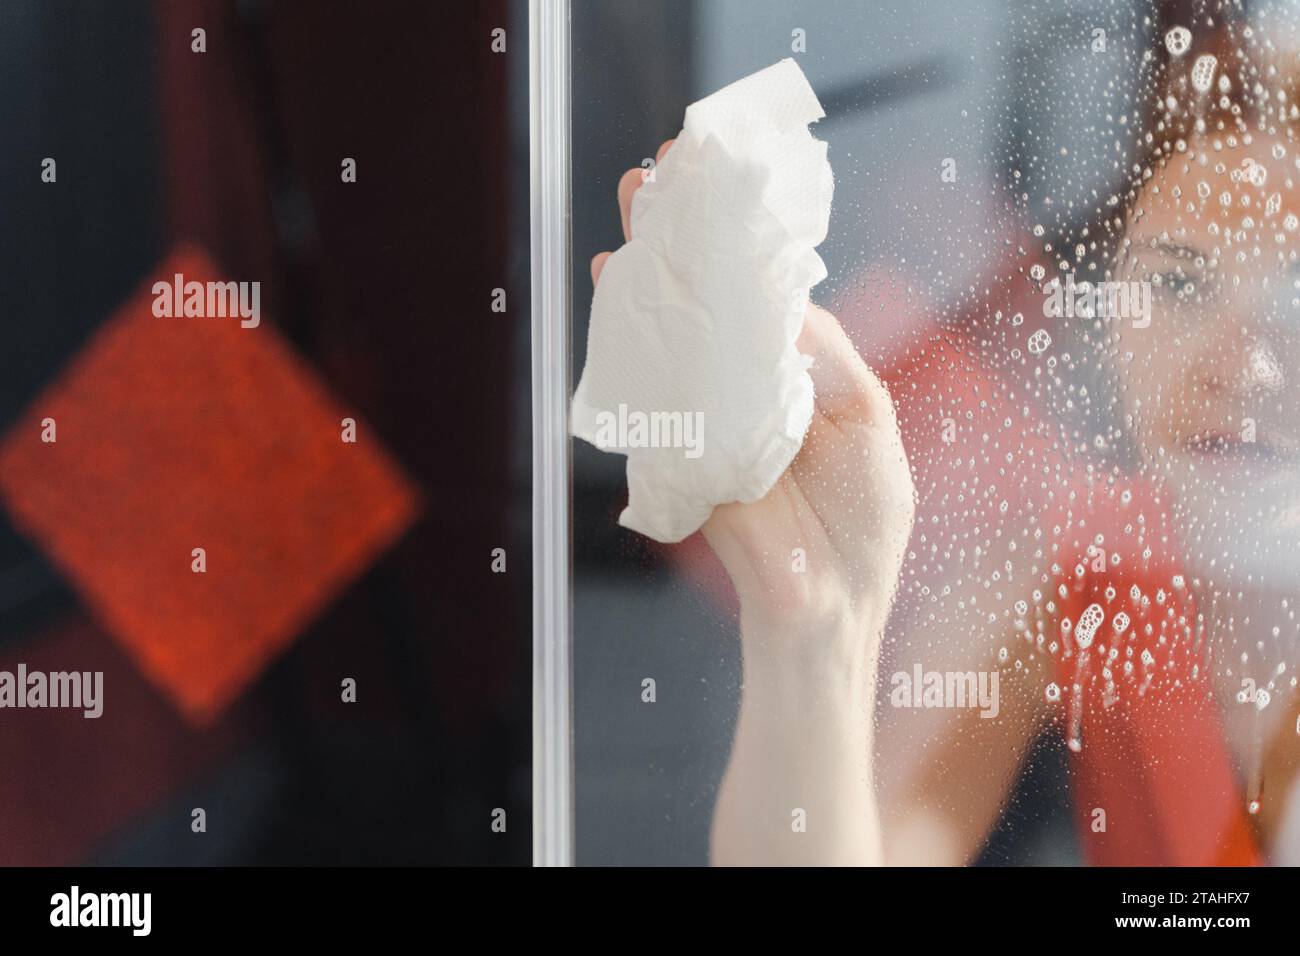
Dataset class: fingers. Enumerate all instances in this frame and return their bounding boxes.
[797,304,897,429]
[598,140,676,288]
[618,168,642,243]
[619,139,676,242]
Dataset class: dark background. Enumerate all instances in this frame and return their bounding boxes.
[0,0,530,865]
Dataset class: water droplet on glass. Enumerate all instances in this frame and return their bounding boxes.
[1164,26,1192,57]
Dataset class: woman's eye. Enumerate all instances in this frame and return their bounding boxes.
[1150,270,1203,297]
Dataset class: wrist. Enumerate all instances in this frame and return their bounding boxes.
[737,595,883,695]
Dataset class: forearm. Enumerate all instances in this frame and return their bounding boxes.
[709,605,882,866]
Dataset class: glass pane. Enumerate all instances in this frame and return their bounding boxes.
[569,0,1300,865]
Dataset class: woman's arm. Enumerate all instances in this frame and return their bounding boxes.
[710,602,884,865]
[594,149,916,866]
[699,302,915,866]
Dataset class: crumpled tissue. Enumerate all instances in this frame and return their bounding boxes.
[572,57,834,543]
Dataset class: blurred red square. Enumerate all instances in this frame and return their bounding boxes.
[0,246,419,723]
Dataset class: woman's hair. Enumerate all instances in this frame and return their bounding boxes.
[1035,2,1300,462]
[1066,1,1300,284]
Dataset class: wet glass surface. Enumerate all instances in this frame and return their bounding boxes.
[571,0,1300,866]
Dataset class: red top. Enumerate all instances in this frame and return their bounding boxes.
[1047,480,1259,865]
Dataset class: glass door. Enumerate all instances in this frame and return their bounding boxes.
[535,0,1300,867]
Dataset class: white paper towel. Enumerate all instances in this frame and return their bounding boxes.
[572,57,834,543]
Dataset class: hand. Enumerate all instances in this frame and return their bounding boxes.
[592,141,916,659]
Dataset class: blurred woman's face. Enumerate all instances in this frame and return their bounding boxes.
[1115,131,1300,587]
